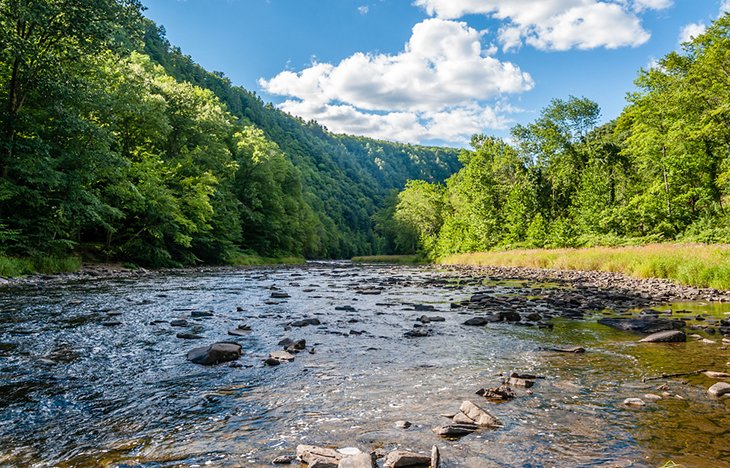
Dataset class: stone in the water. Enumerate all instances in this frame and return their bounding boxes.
[708,382,730,397]
[704,371,730,379]
[176,332,203,340]
[476,384,515,401]
[434,423,478,437]
[638,330,686,343]
[335,305,357,312]
[458,400,501,427]
[623,398,646,406]
[382,450,431,468]
[291,318,321,327]
[170,319,188,327]
[545,346,586,354]
[404,328,430,338]
[268,350,296,364]
[101,320,122,327]
[271,291,291,299]
[296,445,342,466]
[508,377,534,388]
[338,453,375,468]
[191,310,213,318]
[463,317,491,326]
[498,311,521,322]
[187,342,242,365]
[644,394,662,401]
[272,455,294,464]
[431,446,440,468]
[395,420,412,429]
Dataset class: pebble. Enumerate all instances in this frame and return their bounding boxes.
[623,398,646,406]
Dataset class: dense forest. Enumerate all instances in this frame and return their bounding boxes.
[390,14,730,259]
[0,0,460,268]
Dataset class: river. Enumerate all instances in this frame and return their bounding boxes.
[0,262,728,467]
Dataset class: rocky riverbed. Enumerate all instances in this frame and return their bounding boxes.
[0,262,729,467]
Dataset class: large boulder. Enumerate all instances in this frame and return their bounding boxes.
[708,382,730,397]
[638,330,686,343]
[297,445,342,467]
[187,342,242,365]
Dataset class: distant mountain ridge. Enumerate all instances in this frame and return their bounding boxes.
[142,23,461,258]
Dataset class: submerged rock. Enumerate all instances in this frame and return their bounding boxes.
[176,332,203,340]
[638,330,686,343]
[187,342,242,365]
[290,318,321,327]
[463,317,492,326]
[434,422,478,437]
[623,398,646,406]
[599,318,684,334]
[191,310,213,318]
[271,291,291,299]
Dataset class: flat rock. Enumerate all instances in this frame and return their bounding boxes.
[708,382,730,397]
[271,292,291,299]
[176,332,203,340]
[297,445,342,466]
[638,330,686,343]
[704,371,730,379]
[272,455,295,464]
[459,400,500,427]
[338,453,375,468]
[291,318,321,327]
[170,319,188,327]
[623,398,646,406]
[269,350,296,364]
[191,310,213,318]
[382,450,431,468]
[187,342,242,365]
[433,423,478,437]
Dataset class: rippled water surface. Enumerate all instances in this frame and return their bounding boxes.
[0,262,728,467]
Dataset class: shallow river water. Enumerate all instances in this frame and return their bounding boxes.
[0,262,728,467]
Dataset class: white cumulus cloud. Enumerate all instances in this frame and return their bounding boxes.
[679,22,706,44]
[413,0,669,51]
[260,18,533,144]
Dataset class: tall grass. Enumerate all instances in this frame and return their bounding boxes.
[440,244,730,290]
[0,255,81,277]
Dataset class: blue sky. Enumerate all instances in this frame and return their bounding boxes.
[143,0,725,146]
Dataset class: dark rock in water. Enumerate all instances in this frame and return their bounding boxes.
[278,338,294,347]
[228,328,250,337]
[271,291,291,299]
[176,332,203,340]
[335,305,357,312]
[187,342,242,365]
[236,306,244,312]
[404,328,431,338]
[498,311,521,322]
[476,384,515,401]
[106,311,123,317]
[450,302,463,309]
[150,320,168,325]
[463,317,493,326]
[170,319,188,327]
[191,310,213,318]
[638,330,686,343]
[101,320,122,327]
[413,304,437,312]
[526,312,542,321]
[508,377,534,388]
[419,315,445,323]
[598,318,684,334]
[290,318,321,327]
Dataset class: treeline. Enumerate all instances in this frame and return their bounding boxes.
[391,15,730,259]
[0,1,459,267]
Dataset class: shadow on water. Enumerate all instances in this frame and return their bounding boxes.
[0,263,728,467]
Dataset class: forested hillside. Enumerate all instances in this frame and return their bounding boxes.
[0,1,459,269]
[392,15,730,259]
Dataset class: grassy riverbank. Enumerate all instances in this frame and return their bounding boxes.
[351,255,423,264]
[440,244,730,290]
[0,255,82,277]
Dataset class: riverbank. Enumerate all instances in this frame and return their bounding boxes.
[351,255,422,264]
[441,244,730,291]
